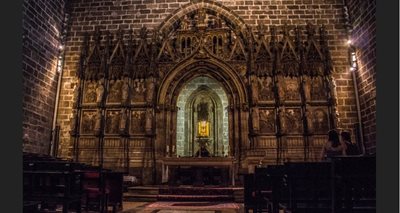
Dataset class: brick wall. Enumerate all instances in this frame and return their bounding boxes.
[56,0,361,158]
[346,0,376,154]
[22,0,66,154]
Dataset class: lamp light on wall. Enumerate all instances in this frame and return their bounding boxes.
[349,46,357,71]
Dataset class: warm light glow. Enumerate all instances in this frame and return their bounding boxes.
[347,40,352,45]
[350,67,355,71]
[58,44,64,50]
[198,120,210,137]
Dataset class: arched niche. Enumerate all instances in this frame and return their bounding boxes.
[176,77,229,157]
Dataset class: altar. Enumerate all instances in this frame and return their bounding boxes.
[161,157,236,186]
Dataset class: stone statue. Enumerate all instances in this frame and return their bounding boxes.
[121,77,130,104]
[94,109,102,135]
[276,75,286,103]
[145,108,153,133]
[146,77,155,103]
[328,76,338,105]
[119,108,128,133]
[180,15,191,30]
[303,76,311,101]
[305,106,314,134]
[96,78,105,104]
[250,75,259,105]
[251,107,260,131]
[278,107,286,134]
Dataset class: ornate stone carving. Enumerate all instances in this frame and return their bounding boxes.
[107,79,122,103]
[276,75,286,104]
[106,110,120,134]
[310,76,325,100]
[259,109,275,133]
[84,81,97,103]
[305,106,314,134]
[278,107,286,134]
[302,76,311,101]
[121,76,130,105]
[96,78,105,105]
[146,76,155,103]
[119,108,128,133]
[285,108,302,133]
[131,111,146,134]
[250,75,259,105]
[313,108,329,133]
[285,77,300,101]
[94,109,102,135]
[258,76,274,101]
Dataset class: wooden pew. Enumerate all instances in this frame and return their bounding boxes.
[23,160,83,213]
[332,156,376,213]
[284,162,333,213]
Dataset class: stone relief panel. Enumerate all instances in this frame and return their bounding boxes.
[130,110,146,134]
[310,107,330,134]
[105,110,121,135]
[310,76,326,101]
[259,109,275,134]
[83,81,97,104]
[107,79,122,103]
[80,110,99,135]
[258,76,275,102]
[131,79,146,103]
[284,77,301,102]
[284,108,303,134]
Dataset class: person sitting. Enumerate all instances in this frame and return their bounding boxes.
[341,131,360,155]
[320,129,346,161]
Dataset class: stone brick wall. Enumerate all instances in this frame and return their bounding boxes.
[22,0,66,154]
[56,0,361,158]
[346,0,376,154]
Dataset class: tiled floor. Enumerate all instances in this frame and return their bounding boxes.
[119,201,244,213]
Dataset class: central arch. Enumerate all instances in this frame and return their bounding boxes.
[156,58,249,160]
[176,76,229,157]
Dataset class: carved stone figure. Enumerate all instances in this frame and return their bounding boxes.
[286,109,302,133]
[328,76,338,105]
[311,77,324,100]
[250,75,259,105]
[276,75,286,103]
[259,110,275,133]
[251,107,260,131]
[121,77,130,104]
[108,79,121,103]
[305,107,314,134]
[107,111,120,134]
[84,81,97,103]
[313,109,328,132]
[259,76,274,101]
[96,78,105,104]
[302,76,311,101]
[146,77,155,103]
[285,78,299,100]
[119,108,128,132]
[94,109,102,134]
[278,107,286,134]
[180,15,191,30]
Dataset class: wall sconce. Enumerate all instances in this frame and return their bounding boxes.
[349,46,357,71]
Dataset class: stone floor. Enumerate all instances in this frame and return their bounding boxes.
[119,201,244,213]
